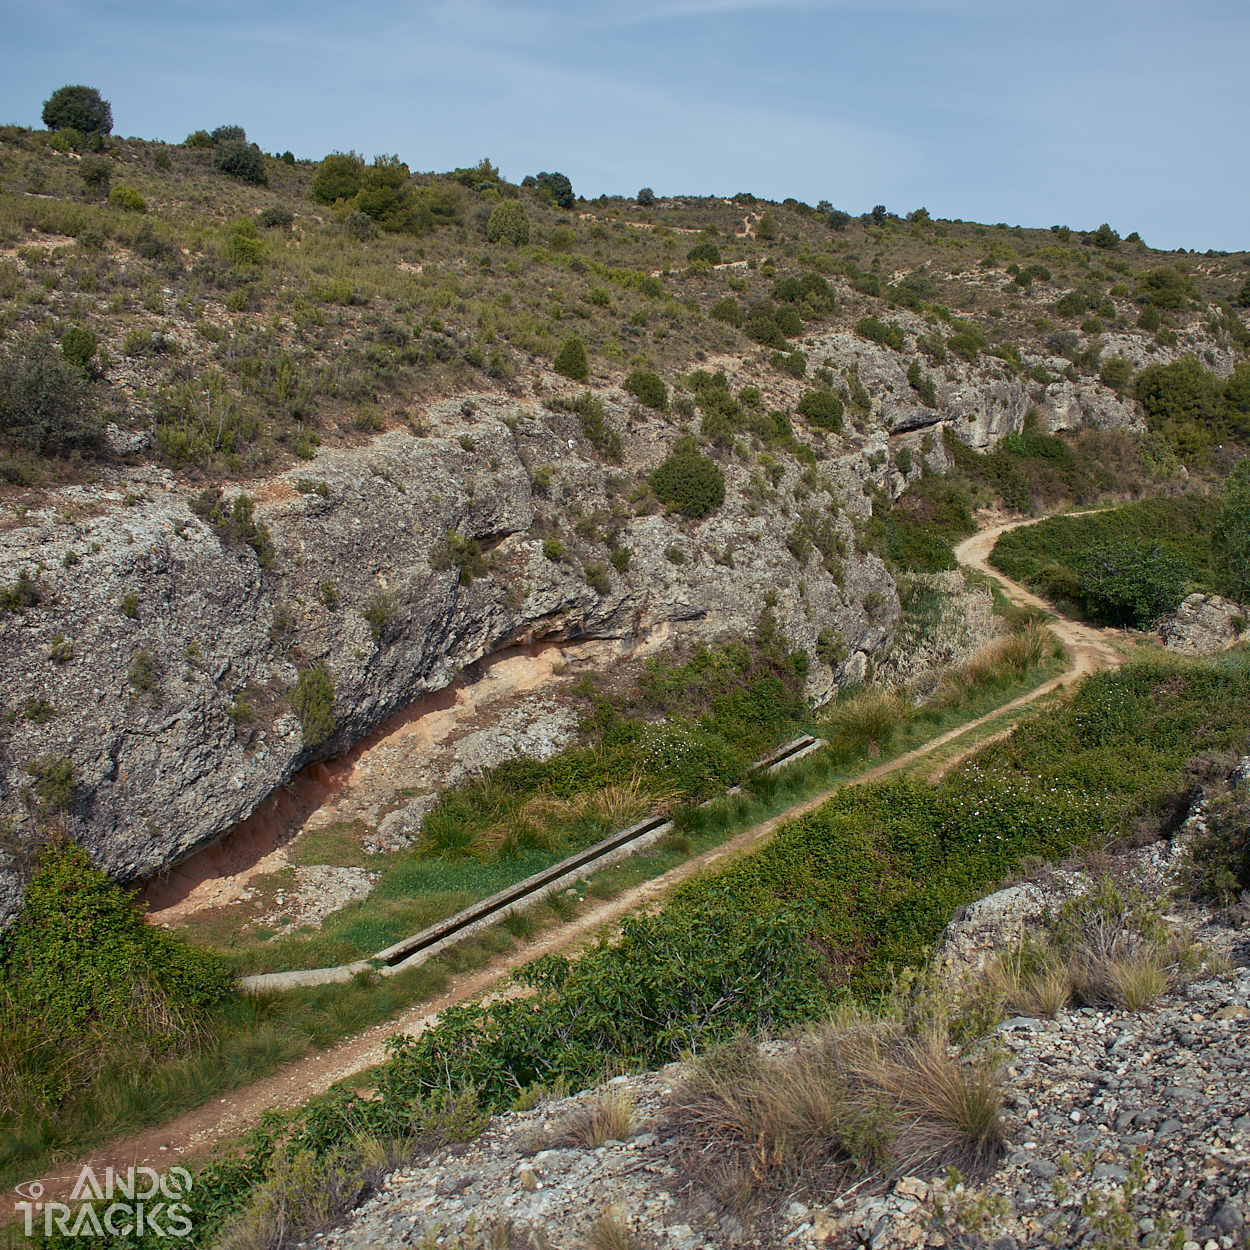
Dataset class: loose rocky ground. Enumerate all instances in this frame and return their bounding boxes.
[314,947,1250,1250]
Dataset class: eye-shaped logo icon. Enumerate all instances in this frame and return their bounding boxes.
[14,1180,45,1200]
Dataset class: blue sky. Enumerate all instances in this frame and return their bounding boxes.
[2,0,1246,252]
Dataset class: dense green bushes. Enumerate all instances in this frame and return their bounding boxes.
[624,366,667,411]
[0,843,232,1117]
[553,335,589,381]
[0,333,98,456]
[1134,356,1250,456]
[213,141,267,186]
[856,315,904,350]
[650,438,726,517]
[796,389,844,431]
[990,496,1220,621]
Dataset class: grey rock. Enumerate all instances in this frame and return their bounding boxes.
[1027,1158,1059,1179]
[1161,594,1248,656]
[1212,1205,1244,1234]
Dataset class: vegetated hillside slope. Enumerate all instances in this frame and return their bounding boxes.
[0,118,1248,919]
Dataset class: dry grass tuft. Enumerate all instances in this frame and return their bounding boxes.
[822,687,909,749]
[554,1086,634,1148]
[522,773,681,830]
[672,1016,1003,1213]
[584,1211,640,1250]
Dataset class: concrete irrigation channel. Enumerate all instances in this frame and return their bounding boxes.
[240,735,827,994]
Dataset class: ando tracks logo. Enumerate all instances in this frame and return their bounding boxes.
[13,1166,194,1238]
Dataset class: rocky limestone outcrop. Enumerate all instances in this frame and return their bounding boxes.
[0,394,900,923]
[1161,592,1248,655]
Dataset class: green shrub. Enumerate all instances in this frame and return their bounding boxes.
[259,205,294,229]
[906,360,937,406]
[41,84,112,135]
[553,336,589,382]
[687,241,721,265]
[0,569,41,613]
[773,272,835,314]
[585,563,610,594]
[796,390,844,431]
[637,187,656,206]
[772,349,808,378]
[745,300,787,348]
[710,296,743,327]
[312,151,365,203]
[574,391,622,461]
[1054,291,1089,318]
[77,154,111,191]
[1099,356,1132,390]
[946,323,987,361]
[210,124,247,144]
[650,450,726,519]
[428,529,488,583]
[60,325,98,373]
[184,129,212,148]
[610,547,631,574]
[363,592,397,643]
[1138,304,1162,331]
[0,333,97,456]
[227,219,264,267]
[486,200,530,245]
[1137,266,1193,309]
[24,754,76,812]
[1090,223,1120,249]
[1075,539,1190,627]
[108,185,146,213]
[291,664,336,747]
[756,210,779,240]
[533,171,575,209]
[542,537,566,562]
[624,366,667,411]
[1134,355,1222,456]
[777,306,803,336]
[856,316,904,351]
[214,141,267,186]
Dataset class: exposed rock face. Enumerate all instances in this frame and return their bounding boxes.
[801,322,1147,453]
[0,396,900,923]
[1161,592,1248,655]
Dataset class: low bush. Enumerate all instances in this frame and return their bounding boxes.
[108,185,146,213]
[906,360,937,406]
[796,390,844,431]
[291,664,336,747]
[650,445,726,518]
[553,336,589,382]
[710,296,742,327]
[213,141,267,186]
[624,366,667,411]
[0,842,232,1120]
[486,200,529,245]
[856,316,904,350]
[0,333,98,456]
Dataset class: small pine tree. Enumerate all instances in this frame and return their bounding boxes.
[756,211,779,240]
[553,336,589,382]
[637,187,656,206]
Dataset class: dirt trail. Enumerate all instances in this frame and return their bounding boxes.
[43,515,1126,1190]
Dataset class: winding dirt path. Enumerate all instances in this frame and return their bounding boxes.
[36,515,1126,1194]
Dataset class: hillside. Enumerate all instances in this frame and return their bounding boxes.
[2,110,1250,1248]
[1,122,1247,911]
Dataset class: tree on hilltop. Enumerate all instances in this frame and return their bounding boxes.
[42,85,112,136]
